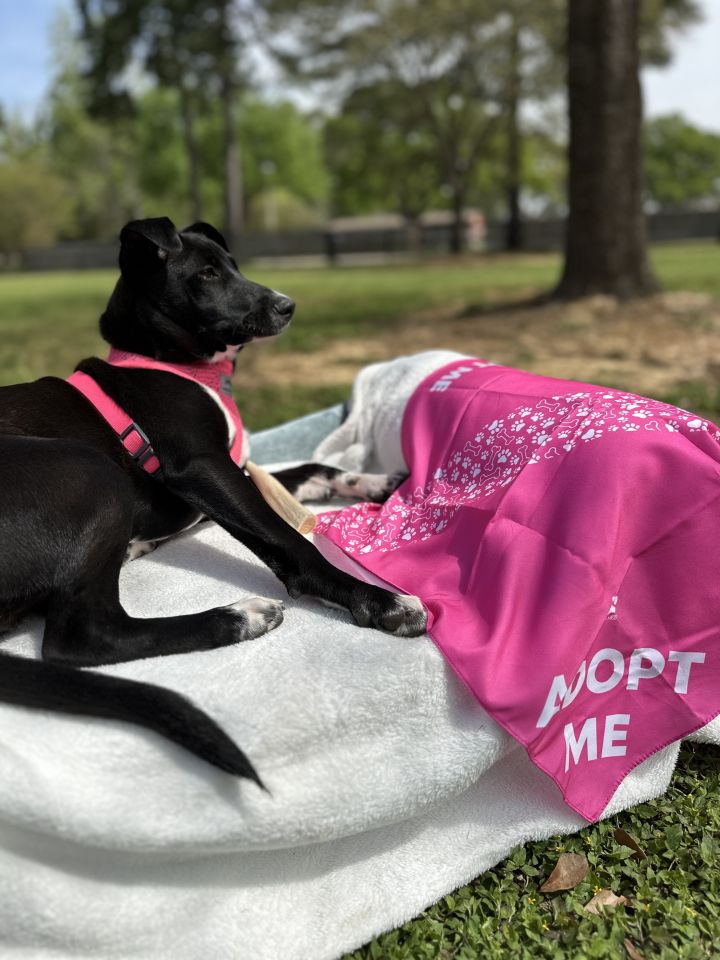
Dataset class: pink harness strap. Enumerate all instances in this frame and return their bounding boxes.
[67,370,162,473]
[66,350,245,474]
[108,349,245,465]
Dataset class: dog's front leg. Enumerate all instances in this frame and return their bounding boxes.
[162,455,427,637]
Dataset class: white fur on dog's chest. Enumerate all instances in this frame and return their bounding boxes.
[196,382,248,463]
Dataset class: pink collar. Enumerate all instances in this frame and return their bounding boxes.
[67,349,245,474]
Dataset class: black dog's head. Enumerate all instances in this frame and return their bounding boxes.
[100,217,295,362]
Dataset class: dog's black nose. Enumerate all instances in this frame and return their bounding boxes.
[272,296,295,320]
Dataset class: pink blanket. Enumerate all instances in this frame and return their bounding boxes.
[315,359,720,820]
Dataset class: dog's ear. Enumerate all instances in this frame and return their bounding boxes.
[181,221,230,252]
[119,217,183,281]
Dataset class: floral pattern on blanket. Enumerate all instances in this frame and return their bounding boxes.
[315,388,720,556]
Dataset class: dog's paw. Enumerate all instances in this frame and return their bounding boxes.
[334,470,408,503]
[381,594,428,636]
[226,596,285,641]
[352,592,427,637]
[125,539,158,562]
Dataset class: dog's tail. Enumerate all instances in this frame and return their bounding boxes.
[0,652,263,787]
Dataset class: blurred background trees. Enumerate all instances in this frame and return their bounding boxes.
[263,0,567,252]
[645,114,720,207]
[0,0,714,297]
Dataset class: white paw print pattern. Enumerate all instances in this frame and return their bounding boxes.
[315,389,720,556]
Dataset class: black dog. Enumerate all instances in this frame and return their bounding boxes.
[0,217,426,784]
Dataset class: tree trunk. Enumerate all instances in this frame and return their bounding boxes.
[178,86,203,223]
[221,73,243,255]
[505,18,523,251]
[554,0,659,299]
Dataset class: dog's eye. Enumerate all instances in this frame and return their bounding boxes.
[198,266,219,281]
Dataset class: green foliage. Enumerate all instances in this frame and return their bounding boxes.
[645,114,720,207]
[518,131,567,217]
[196,94,331,226]
[247,188,324,231]
[77,0,245,234]
[26,11,143,238]
[324,83,455,217]
[0,110,45,162]
[266,0,700,231]
[239,98,329,208]
[0,161,73,258]
[32,22,332,240]
[77,0,239,115]
[269,0,551,222]
[133,87,194,223]
[0,0,702,245]
[48,105,139,241]
[640,0,703,66]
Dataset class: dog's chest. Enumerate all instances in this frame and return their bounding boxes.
[196,381,247,461]
[106,349,249,465]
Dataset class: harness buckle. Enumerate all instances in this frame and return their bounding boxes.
[119,421,156,468]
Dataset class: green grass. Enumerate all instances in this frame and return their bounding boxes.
[251,253,563,351]
[252,242,720,353]
[2,241,716,397]
[346,741,720,960]
[648,242,720,298]
[0,270,110,385]
[0,256,561,382]
[1,242,720,957]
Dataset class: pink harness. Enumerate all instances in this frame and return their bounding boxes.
[67,348,245,473]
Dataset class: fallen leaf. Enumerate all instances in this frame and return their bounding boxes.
[583,889,629,915]
[614,827,647,860]
[624,938,645,960]
[539,852,589,892]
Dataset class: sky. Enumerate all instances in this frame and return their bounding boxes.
[0,0,719,132]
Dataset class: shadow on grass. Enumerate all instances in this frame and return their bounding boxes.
[455,292,555,320]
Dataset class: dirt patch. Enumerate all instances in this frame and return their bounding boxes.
[240,291,720,400]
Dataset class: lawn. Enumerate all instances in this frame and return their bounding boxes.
[1,243,718,420]
[1,241,719,958]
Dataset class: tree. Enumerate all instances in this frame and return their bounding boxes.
[76,0,244,244]
[265,0,701,253]
[0,161,73,261]
[0,111,45,163]
[323,78,509,248]
[554,0,659,300]
[645,114,720,208]
[499,0,699,250]
[264,0,568,249]
[640,0,702,64]
[324,88,443,219]
[328,78,503,251]
[194,95,330,227]
[265,0,513,252]
[134,88,199,224]
[238,98,329,214]
[44,12,141,240]
[491,1,565,249]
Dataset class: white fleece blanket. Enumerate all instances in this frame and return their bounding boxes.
[0,476,718,958]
